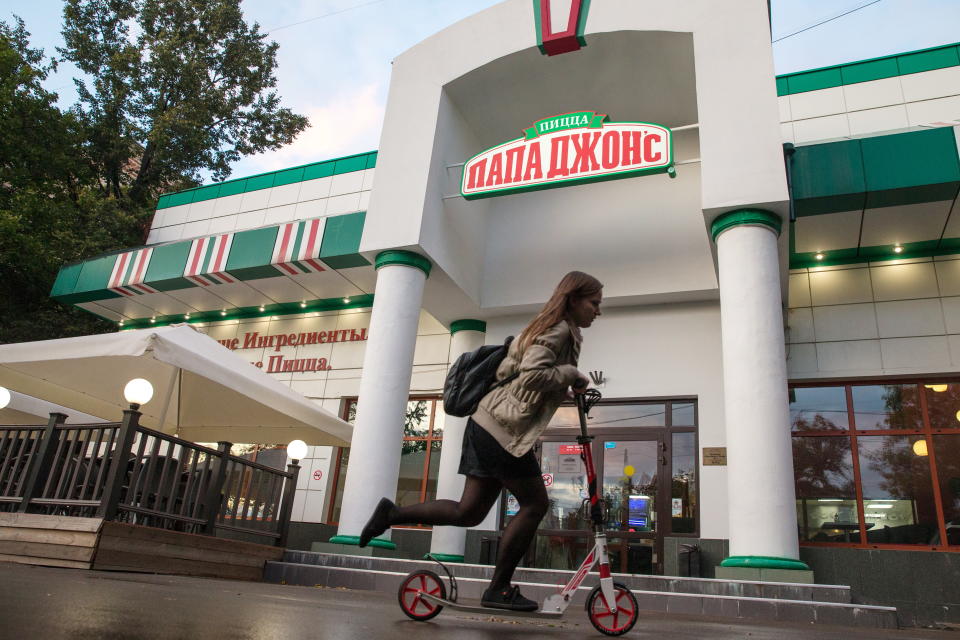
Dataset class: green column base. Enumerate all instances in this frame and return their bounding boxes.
[424,553,464,563]
[720,555,810,570]
[327,534,397,550]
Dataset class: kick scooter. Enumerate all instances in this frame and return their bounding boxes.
[397,388,640,636]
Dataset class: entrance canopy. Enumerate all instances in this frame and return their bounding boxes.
[0,324,352,446]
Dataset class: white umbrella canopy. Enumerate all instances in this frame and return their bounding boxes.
[0,389,106,425]
[0,324,352,447]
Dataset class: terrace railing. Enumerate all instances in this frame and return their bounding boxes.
[0,410,300,546]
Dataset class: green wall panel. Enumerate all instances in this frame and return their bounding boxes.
[273,167,305,186]
[50,263,84,299]
[73,254,118,294]
[897,46,960,75]
[226,226,279,271]
[320,212,370,269]
[218,178,247,198]
[791,139,866,216]
[334,155,367,174]
[166,190,195,207]
[303,161,335,180]
[861,128,960,193]
[365,152,378,169]
[841,58,899,85]
[776,76,789,96]
[245,173,275,192]
[787,67,842,94]
[144,241,196,291]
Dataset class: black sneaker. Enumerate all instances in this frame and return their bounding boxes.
[480,585,538,612]
[358,497,396,548]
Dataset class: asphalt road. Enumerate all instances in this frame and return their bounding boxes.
[0,562,953,640]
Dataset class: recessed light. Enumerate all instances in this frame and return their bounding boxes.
[184,313,190,320]
[815,252,824,260]
[221,310,227,316]
[259,305,265,312]
[300,301,307,308]
[150,317,156,323]
[893,245,903,254]
[343,297,351,304]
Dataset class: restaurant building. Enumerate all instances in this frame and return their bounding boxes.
[47,0,959,624]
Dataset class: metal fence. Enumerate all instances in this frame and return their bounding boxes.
[0,411,299,546]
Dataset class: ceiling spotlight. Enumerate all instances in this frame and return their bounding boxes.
[300,301,307,308]
[815,253,824,260]
[118,320,124,326]
[259,305,265,312]
[221,309,227,316]
[184,313,191,320]
[343,297,351,304]
[150,317,156,324]
[893,245,903,254]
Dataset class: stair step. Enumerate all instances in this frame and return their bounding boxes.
[264,559,898,629]
[281,550,851,603]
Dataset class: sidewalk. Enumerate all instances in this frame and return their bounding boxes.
[0,562,952,639]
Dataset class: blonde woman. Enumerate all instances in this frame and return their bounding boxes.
[360,271,602,611]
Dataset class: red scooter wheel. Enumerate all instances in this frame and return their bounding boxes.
[586,582,639,636]
[397,570,446,621]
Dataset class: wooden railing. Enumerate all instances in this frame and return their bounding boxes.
[0,411,299,546]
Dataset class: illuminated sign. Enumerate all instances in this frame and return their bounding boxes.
[461,111,674,200]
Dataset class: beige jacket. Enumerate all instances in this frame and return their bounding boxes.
[472,320,582,457]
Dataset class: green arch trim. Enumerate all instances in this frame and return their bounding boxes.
[710,209,782,243]
[424,553,465,563]
[328,534,397,550]
[374,250,432,277]
[720,555,811,570]
[450,319,486,335]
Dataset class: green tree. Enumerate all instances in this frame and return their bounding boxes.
[60,0,309,206]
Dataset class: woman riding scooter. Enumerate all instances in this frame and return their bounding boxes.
[359,271,602,611]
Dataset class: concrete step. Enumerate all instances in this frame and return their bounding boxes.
[265,552,899,629]
[280,550,852,603]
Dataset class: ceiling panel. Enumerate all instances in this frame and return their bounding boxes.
[95,296,165,319]
[289,269,365,299]
[76,301,125,321]
[163,286,235,312]
[204,280,278,308]
[336,265,377,294]
[860,199,952,246]
[243,276,316,303]
[794,210,863,253]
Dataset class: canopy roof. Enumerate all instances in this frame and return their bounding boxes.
[0,325,352,446]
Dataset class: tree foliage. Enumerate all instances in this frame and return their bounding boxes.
[0,2,307,344]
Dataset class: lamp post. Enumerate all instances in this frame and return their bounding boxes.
[123,378,154,410]
[0,386,10,410]
[98,378,153,520]
[278,440,306,547]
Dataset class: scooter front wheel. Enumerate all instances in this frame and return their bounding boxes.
[586,582,639,636]
[397,569,446,621]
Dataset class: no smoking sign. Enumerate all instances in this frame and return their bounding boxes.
[542,473,554,487]
[312,470,323,481]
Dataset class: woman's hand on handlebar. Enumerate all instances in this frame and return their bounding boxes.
[571,374,590,395]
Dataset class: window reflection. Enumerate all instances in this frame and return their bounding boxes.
[538,442,588,530]
[603,441,659,532]
[923,384,960,429]
[672,403,695,426]
[790,386,848,431]
[792,436,856,541]
[547,404,667,428]
[852,385,922,431]
[858,435,938,544]
[932,435,960,545]
[671,433,697,533]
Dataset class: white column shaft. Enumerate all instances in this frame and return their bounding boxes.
[430,328,486,557]
[337,264,426,538]
[717,224,799,560]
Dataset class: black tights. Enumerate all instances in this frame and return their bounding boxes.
[387,474,549,590]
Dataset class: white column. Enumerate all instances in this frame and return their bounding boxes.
[429,321,486,560]
[714,210,806,566]
[335,251,430,544]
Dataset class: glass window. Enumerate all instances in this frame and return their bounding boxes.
[602,440,659,532]
[672,403,695,426]
[932,435,960,545]
[923,384,960,430]
[858,435,939,545]
[538,442,588,530]
[547,403,667,428]
[792,436,857,541]
[790,386,848,432]
[851,385,922,431]
[671,433,697,533]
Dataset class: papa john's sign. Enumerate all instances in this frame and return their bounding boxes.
[460,111,673,200]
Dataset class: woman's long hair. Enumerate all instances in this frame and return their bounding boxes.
[517,271,603,352]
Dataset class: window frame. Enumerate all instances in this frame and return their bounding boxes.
[791,379,960,551]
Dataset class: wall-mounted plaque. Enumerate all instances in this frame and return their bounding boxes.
[702,447,727,466]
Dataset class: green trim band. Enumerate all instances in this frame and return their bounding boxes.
[424,553,464,563]
[711,209,782,243]
[156,151,377,209]
[450,319,486,335]
[375,250,432,277]
[720,556,811,571]
[328,535,397,550]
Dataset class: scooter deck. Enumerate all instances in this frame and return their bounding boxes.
[419,593,565,618]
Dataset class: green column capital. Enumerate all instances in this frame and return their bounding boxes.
[720,555,810,570]
[710,209,782,243]
[374,250,432,277]
[450,319,486,335]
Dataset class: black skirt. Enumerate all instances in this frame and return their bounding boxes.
[458,417,541,479]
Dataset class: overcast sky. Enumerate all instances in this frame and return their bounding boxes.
[6,0,960,181]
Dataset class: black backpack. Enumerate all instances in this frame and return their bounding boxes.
[442,336,520,417]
